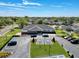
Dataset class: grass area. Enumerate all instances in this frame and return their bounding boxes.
[55,29,79,39]
[71,33,79,39]
[55,29,69,38]
[0,28,21,49]
[30,42,69,58]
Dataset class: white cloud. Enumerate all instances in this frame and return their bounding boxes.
[0,0,42,12]
[0,2,25,8]
[0,2,25,9]
[0,2,16,6]
[22,0,41,6]
[0,0,42,9]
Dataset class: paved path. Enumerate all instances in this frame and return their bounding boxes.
[54,35,79,58]
[0,24,18,36]
[2,36,31,58]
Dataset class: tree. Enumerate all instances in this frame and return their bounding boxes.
[16,17,28,29]
[37,20,43,24]
[32,38,35,43]
[52,17,57,21]
[24,16,29,22]
[52,37,55,43]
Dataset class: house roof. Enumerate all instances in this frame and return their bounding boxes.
[22,24,54,33]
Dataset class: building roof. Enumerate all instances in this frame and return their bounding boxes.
[22,24,55,33]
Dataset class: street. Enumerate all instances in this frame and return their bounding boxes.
[0,24,18,36]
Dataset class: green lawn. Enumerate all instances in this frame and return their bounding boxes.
[0,28,21,49]
[55,29,79,39]
[30,42,69,58]
[55,29,69,37]
[71,33,79,39]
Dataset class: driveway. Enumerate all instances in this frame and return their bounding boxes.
[1,35,31,58]
[54,35,79,58]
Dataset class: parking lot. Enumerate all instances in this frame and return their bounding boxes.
[36,34,54,44]
[54,35,79,58]
[1,34,55,58]
[1,36,31,58]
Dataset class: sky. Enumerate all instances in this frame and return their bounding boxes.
[0,0,79,17]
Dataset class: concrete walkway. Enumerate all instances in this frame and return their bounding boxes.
[54,35,79,58]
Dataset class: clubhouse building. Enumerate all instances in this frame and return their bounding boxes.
[21,24,55,35]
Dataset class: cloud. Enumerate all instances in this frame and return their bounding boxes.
[0,0,42,9]
[0,2,25,8]
[0,2,15,6]
[22,0,41,6]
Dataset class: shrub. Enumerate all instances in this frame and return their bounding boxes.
[32,38,36,43]
[0,52,11,58]
[52,37,55,43]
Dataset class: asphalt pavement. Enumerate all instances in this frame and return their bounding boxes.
[1,36,31,58]
[0,24,18,36]
[54,35,79,58]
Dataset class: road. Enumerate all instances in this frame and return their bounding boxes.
[0,24,18,36]
[1,35,31,58]
[54,35,79,58]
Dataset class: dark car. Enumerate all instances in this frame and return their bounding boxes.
[31,35,37,37]
[70,40,79,44]
[7,41,17,46]
[42,35,49,37]
[66,37,73,41]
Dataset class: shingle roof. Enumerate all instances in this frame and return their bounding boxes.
[22,24,54,32]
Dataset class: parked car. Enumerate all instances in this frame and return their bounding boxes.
[66,37,74,41]
[31,35,37,37]
[7,41,17,46]
[70,39,79,44]
[42,34,49,37]
[64,36,70,39]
